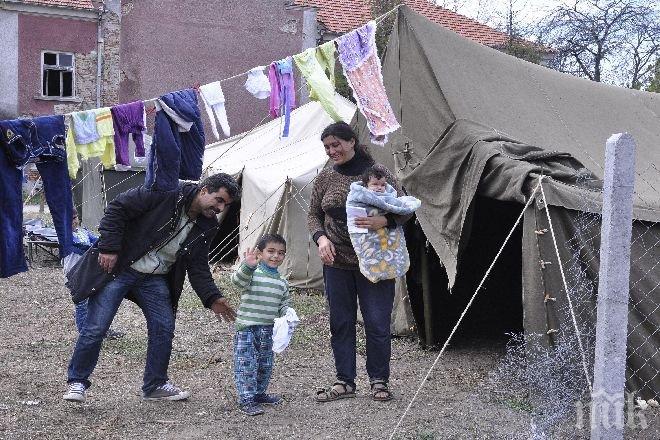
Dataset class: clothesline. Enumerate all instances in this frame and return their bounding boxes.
[62,3,403,118]
[2,4,404,280]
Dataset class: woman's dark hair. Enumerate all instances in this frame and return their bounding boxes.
[361,164,388,185]
[320,121,373,161]
[256,233,287,251]
[200,173,241,201]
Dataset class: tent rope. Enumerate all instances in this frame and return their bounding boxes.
[207,180,288,261]
[538,177,594,392]
[211,174,318,266]
[388,180,542,440]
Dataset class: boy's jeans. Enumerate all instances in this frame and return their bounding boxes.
[234,325,274,405]
[67,268,175,394]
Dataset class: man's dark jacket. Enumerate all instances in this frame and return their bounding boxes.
[66,182,223,312]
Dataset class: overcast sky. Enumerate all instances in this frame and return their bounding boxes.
[438,0,564,32]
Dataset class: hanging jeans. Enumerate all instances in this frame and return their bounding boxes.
[0,142,26,278]
[0,116,74,273]
[322,265,395,388]
[145,89,205,191]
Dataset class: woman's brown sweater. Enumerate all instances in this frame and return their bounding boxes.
[307,150,409,270]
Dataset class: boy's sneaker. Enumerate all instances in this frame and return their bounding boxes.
[254,393,283,406]
[63,382,86,403]
[143,382,190,401]
[239,402,265,416]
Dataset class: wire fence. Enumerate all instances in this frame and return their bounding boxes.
[487,159,659,438]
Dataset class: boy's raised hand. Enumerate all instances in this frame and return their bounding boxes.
[243,247,260,267]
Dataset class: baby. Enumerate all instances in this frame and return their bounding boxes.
[346,164,421,283]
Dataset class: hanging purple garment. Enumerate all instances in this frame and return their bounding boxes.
[337,20,399,145]
[111,101,146,166]
[268,62,281,119]
[268,58,296,137]
[336,20,376,71]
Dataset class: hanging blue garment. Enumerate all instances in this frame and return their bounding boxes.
[0,115,74,271]
[145,89,205,191]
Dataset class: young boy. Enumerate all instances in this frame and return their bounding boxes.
[231,233,290,416]
[346,164,421,283]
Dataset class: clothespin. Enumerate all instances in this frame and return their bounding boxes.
[534,229,548,235]
[546,328,558,335]
[145,102,157,116]
[191,82,201,94]
[544,293,556,303]
[539,260,552,269]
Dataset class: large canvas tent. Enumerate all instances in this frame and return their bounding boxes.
[203,97,356,290]
[355,6,659,398]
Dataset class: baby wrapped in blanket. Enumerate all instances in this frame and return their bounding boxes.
[347,165,421,283]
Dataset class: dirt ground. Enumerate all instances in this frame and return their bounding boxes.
[0,263,657,439]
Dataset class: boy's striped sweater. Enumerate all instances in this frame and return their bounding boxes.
[231,261,290,331]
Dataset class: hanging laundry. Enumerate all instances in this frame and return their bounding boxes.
[71,110,100,145]
[293,47,342,122]
[268,57,296,137]
[313,41,337,99]
[199,81,231,140]
[111,101,146,167]
[0,115,74,276]
[336,20,400,145]
[145,89,205,191]
[65,108,116,179]
[244,66,271,100]
[0,124,27,277]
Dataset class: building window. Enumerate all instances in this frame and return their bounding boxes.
[41,51,75,98]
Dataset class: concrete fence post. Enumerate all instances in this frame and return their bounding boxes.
[590,133,636,439]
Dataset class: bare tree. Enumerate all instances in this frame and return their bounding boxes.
[537,0,660,87]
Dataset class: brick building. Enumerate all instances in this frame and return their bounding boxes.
[0,0,548,126]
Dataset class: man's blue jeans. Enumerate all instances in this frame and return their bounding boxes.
[67,268,175,394]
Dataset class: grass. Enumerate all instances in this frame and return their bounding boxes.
[502,396,534,413]
[103,334,147,359]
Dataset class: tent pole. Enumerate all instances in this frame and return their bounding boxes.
[420,242,434,347]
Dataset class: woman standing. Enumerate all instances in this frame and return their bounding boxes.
[308,122,410,402]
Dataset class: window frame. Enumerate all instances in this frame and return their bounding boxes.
[41,50,76,99]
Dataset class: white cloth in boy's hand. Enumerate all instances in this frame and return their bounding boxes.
[272,307,299,354]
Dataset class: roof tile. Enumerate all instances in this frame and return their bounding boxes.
[293,0,511,47]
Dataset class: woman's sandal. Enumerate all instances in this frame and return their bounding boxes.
[315,381,356,403]
[370,381,393,402]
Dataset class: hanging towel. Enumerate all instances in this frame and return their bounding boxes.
[293,47,342,122]
[145,88,205,191]
[65,108,116,178]
[268,58,296,137]
[199,81,231,140]
[313,41,337,99]
[244,66,271,99]
[111,101,146,166]
[71,110,100,145]
[336,20,400,145]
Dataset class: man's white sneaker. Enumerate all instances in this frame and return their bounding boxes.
[143,383,190,401]
[63,382,86,403]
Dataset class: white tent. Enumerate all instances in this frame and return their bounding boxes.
[203,96,356,289]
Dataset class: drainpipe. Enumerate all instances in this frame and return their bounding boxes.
[95,1,106,108]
